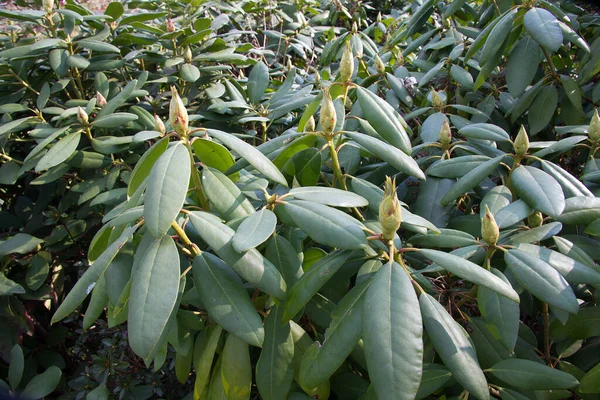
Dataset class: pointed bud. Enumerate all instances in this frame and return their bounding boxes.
[431,89,443,109]
[439,119,452,147]
[77,106,88,125]
[43,0,54,13]
[319,89,336,136]
[154,114,166,135]
[305,115,316,133]
[377,12,382,23]
[513,125,529,157]
[169,86,189,136]
[481,205,499,246]
[352,21,358,34]
[96,92,107,107]
[340,41,354,82]
[528,211,543,228]
[589,109,600,144]
[286,57,293,71]
[184,46,193,63]
[166,18,175,32]
[395,48,404,66]
[379,176,402,240]
[375,54,385,75]
[314,71,321,84]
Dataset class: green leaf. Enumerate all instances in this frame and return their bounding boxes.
[144,143,191,238]
[524,8,563,52]
[202,167,254,221]
[420,112,449,143]
[494,200,533,229]
[20,366,62,399]
[282,147,322,187]
[105,1,124,19]
[0,233,43,257]
[503,222,563,245]
[86,384,110,400]
[8,345,23,389]
[300,280,370,389]
[232,209,276,252]
[180,64,200,82]
[420,293,490,400]
[363,262,423,400]
[187,211,286,298]
[419,249,519,302]
[192,252,264,347]
[488,359,578,390]
[345,131,425,180]
[441,155,504,206]
[417,364,452,400]
[282,249,354,322]
[276,200,366,250]
[35,131,81,172]
[222,334,252,399]
[479,9,517,67]
[265,234,303,287]
[409,229,477,248]
[256,306,294,400]
[288,187,368,207]
[528,85,558,135]
[515,243,600,284]
[458,124,510,142]
[193,326,223,399]
[127,137,169,197]
[556,196,600,225]
[427,156,491,179]
[477,268,520,352]
[356,86,411,154]
[579,362,600,393]
[52,224,137,323]
[191,138,238,180]
[506,36,543,97]
[91,112,138,128]
[504,249,578,314]
[248,61,269,104]
[209,129,287,187]
[540,160,594,198]
[128,233,180,360]
[511,166,565,218]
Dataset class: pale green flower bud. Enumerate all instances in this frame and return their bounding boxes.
[154,114,166,135]
[43,0,54,13]
[166,18,175,32]
[77,106,88,125]
[431,90,443,109]
[375,54,385,75]
[439,119,452,148]
[481,205,499,246]
[169,86,189,136]
[513,125,529,157]
[305,115,316,133]
[379,176,402,240]
[528,211,543,228]
[352,21,358,34]
[320,89,336,136]
[589,109,600,144]
[340,41,354,82]
[184,46,193,63]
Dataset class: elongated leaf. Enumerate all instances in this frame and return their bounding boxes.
[524,8,563,52]
[479,9,517,67]
[300,280,370,389]
[144,143,191,238]
[409,229,477,248]
[363,262,423,400]
[209,129,287,186]
[282,250,354,322]
[288,187,368,207]
[232,209,276,252]
[579,362,600,394]
[127,138,169,196]
[345,131,425,180]
[191,138,237,179]
[248,61,269,104]
[511,166,565,218]
[489,359,578,390]
[356,86,411,154]
[528,85,558,134]
[541,160,593,198]
[221,334,252,400]
[203,167,255,220]
[419,249,519,302]
[504,249,578,314]
[8,345,23,389]
[20,367,62,399]
[193,252,264,347]
[52,225,138,323]
[187,211,286,298]
[265,234,303,287]
[556,196,600,225]
[128,233,180,360]
[420,293,490,400]
[256,306,294,400]
[459,124,510,142]
[193,326,223,399]
[91,112,138,128]
[277,200,366,250]
[494,200,534,229]
[506,36,543,97]
[514,243,600,284]
[478,268,520,352]
[441,155,504,206]
[35,131,81,172]
[427,156,490,179]
[417,364,452,400]
[503,221,563,245]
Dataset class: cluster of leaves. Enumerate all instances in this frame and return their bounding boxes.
[1,0,600,399]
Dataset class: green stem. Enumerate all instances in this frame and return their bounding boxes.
[184,138,210,210]
[543,303,551,364]
[327,138,345,189]
[171,221,200,257]
[541,47,560,82]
